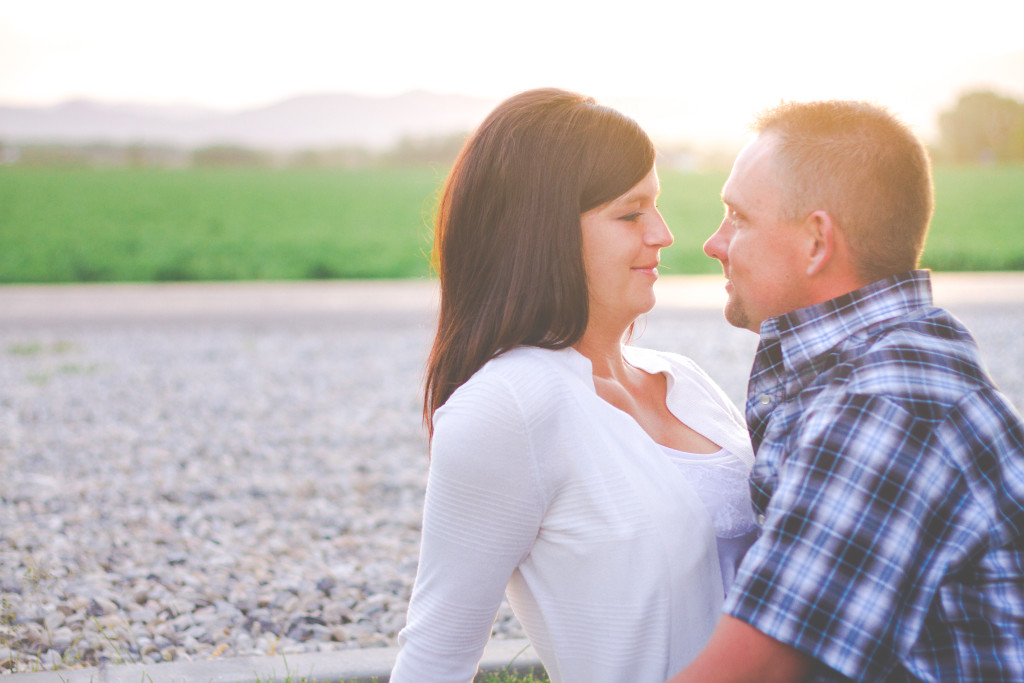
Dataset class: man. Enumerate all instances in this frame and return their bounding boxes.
[668,101,1024,682]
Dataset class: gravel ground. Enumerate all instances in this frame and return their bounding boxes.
[1,284,1021,673]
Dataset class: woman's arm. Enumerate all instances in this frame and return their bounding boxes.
[391,374,547,682]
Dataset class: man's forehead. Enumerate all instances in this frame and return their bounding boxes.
[722,133,781,205]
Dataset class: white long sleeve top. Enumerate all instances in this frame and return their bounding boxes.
[390,345,755,683]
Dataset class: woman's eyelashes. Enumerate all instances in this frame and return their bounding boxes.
[616,199,658,223]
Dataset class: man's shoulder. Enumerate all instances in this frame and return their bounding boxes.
[836,306,993,411]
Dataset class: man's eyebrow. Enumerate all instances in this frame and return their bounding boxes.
[720,187,740,209]
[720,195,746,218]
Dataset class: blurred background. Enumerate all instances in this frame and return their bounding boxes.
[2,0,1023,282]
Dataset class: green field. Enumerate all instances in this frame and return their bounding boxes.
[1,164,1022,283]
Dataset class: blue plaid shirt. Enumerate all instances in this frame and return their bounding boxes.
[723,270,1024,682]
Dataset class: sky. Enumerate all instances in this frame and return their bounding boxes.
[2,0,1022,146]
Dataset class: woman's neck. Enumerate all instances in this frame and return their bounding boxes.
[574,327,630,381]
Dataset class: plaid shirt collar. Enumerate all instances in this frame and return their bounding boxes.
[758,269,934,377]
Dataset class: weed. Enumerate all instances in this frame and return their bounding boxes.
[1,595,16,673]
[91,614,138,666]
[7,341,76,355]
[7,342,44,355]
[57,362,100,376]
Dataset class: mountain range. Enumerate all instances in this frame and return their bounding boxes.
[0,91,500,150]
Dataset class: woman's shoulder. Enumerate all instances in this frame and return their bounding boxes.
[474,345,589,388]
[432,347,588,491]
[444,346,590,416]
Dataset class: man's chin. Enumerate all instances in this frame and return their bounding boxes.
[724,300,758,333]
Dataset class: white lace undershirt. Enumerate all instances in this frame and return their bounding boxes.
[659,445,759,594]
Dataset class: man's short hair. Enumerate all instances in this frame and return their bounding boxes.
[755,101,934,282]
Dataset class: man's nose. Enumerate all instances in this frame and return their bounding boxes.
[703,221,729,260]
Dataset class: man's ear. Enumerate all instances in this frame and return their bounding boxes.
[804,210,838,276]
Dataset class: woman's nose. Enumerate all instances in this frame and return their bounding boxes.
[648,212,673,248]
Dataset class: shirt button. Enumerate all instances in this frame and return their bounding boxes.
[759,394,772,405]
[757,514,766,525]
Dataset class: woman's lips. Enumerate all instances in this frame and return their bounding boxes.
[632,264,659,276]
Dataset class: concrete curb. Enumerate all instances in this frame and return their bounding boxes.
[3,638,541,682]
[3,272,1024,325]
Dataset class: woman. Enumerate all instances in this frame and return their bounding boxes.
[390,89,757,683]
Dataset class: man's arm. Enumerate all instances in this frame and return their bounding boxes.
[666,615,812,683]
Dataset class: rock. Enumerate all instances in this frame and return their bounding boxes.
[51,627,74,650]
[22,622,49,646]
[43,611,65,631]
[87,597,118,617]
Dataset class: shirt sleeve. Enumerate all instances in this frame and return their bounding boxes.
[724,392,978,681]
[390,372,548,683]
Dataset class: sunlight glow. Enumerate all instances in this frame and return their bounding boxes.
[1,0,1022,146]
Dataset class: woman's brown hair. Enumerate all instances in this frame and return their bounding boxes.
[423,88,655,435]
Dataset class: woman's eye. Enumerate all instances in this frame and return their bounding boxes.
[618,212,642,222]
